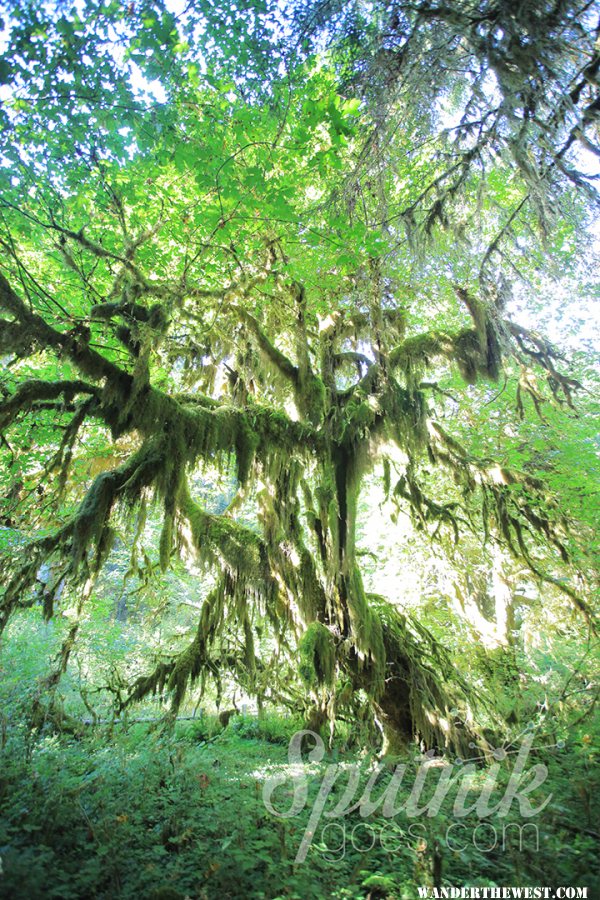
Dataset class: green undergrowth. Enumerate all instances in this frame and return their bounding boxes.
[0,708,597,900]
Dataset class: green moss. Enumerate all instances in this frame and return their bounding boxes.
[345,567,386,698]
[159,515,173,571]
[389,333,448,383]
[297,372,326,426]
[297,549,327,622]
[235,419,259,485]
[130,588,226,712]
[182,489,264,579]
[368,595,484,757]
[298,622,336,690]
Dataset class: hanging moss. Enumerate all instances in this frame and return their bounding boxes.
[384,380,428,453]
[368,595,489,757]
[345,566,386,698]
[297,549,327,623]
[388,318,504,389]
[389,333,452,384]
[243,615,256,683]
[454,323,503,384]
[234,418,260,485]
[0,435,168,632]
[182,489,265,580]
[167,637,204,712]
[129,661,173,705]
[130,587,225,712]
[159,514,173,571]
[298,622,336,690]
[296,370,327,426]
[70,468,126,570]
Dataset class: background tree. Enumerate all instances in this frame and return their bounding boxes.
[0,0,597,754]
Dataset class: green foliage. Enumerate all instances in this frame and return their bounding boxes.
[0,0,597,855]
[230,712,306,745]
[0,678,597,899]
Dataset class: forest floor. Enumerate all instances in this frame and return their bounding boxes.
[0,710,597,899]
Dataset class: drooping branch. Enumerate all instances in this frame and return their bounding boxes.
[0,379,100,431]
[128,585,224,713]
[236,306,298,382]
[507,321,582,408]
[1,272,319,456]
[391,464,463,544]
[333,350,374,372]
[428,421,595,623]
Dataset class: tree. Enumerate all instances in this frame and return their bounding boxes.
[0,0,597,754]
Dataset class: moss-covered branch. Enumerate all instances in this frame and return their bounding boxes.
[0,379,99,431]
[0,271,129,384]
[236,306,298,381]
[0,437,166,630]
[179,485,275,595]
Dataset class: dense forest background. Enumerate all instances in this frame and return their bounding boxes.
[0,0,598,897]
